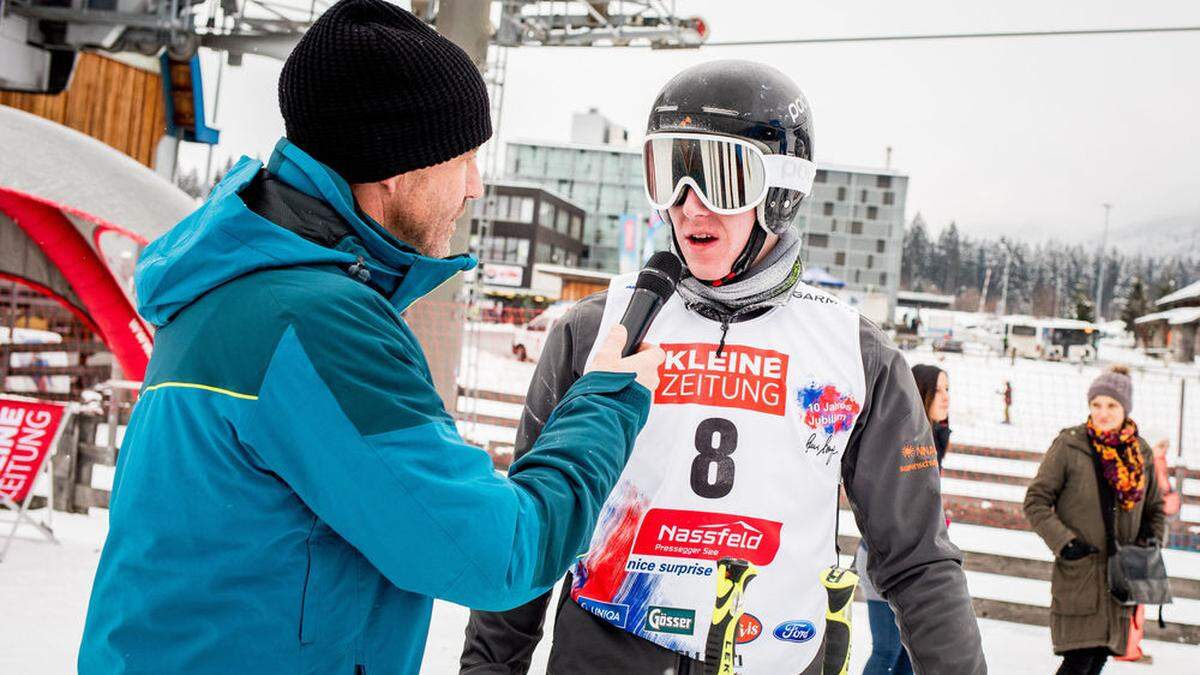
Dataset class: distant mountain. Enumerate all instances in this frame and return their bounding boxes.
[1107,215,1200,257]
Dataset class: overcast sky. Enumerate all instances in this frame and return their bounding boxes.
[183,0,1200,248]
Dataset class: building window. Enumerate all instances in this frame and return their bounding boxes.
[815,170,827,183]
[571,214,583,239]
[836,186,846,201]
[855,269,861,282]
[883,191,894,206]
[877,175,891,188]
[835,251,845,266]
[831,219,837,232]
[539,201,555,227]
[859,189,868,203]
[823,202,834,216]
[850,221,863,235]
[807,233,829,248]
[556,208,570,234]
[880,272,887,286]
[866,206,878,220]
[876,239,886,253]
[476,235,532,264]
[867,255,874,269]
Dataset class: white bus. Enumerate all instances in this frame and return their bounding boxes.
[1003,317,1098,362]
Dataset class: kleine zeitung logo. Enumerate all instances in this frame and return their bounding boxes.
[655,343,790,416]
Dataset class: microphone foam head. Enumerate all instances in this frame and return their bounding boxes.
[636,252,683,301]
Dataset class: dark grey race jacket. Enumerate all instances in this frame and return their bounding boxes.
[460,292,986,675]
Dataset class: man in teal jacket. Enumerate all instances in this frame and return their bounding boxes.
[77,1,663,673]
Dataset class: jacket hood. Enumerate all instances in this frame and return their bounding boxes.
[135,138,475,327]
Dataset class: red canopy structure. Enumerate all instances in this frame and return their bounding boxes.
[0,105,195,380]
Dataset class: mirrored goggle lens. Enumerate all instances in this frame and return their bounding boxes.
[643,136,767,212]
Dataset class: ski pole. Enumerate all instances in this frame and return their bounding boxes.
[819,565,859,675]
[705,557,757,675]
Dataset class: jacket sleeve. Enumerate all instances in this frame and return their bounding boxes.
[239,288,643,612]
[1023,434,1077,555]
[1139,441,1168,542]
[841,318,986,675]
[461,293,608,674]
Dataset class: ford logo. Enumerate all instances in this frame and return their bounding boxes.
[773,620,817,643]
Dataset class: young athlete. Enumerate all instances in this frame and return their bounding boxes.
[461,60,986,674]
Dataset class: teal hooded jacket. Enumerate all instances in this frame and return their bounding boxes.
[77,139,651,674]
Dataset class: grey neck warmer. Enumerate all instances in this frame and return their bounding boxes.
[675,226,803,323]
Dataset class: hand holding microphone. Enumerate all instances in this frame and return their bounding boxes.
[586,252,682,393]
[588,325,665,392]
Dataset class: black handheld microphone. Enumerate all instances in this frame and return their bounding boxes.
[620,252,683,357]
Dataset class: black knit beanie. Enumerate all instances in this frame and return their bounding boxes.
[278,0,492,183]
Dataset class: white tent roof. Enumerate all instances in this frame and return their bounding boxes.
[0,104,194,239]
[1156,280,1200,307]
[1135,307,1200,326]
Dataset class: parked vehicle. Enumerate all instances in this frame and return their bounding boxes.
[1003,317,1098,362]
[932,334,965,353]
[511,302,575,362]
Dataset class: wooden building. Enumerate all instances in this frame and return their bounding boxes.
[0,52,166,168]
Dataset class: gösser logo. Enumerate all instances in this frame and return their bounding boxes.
[643,606,696,636]
[736,613,763,644]
[631,508,784,566]
[773,620,817,643]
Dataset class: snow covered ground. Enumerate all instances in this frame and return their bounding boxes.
[905,346,1200,463]
[458,332,1200,467]
[5,325,1197,673]
[3,510,1198,674]
[837,510,1200,582]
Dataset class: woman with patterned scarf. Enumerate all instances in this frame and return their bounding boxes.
[1024,365,1167,675]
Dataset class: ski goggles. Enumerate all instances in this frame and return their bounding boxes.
[643,132,817,215]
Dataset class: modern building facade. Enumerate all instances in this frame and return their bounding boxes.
[571,107,630,147]
[469,181,586,294]
[504,137,649,272]
[797,163,908,314]
[507,117,907,315]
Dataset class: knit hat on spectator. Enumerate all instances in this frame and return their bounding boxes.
[1088,364,1133,414]
[278,0,492,183]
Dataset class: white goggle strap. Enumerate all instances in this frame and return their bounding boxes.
[762,154,817,196]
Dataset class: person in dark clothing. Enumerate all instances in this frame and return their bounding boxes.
[77,2,663,672]
[461,60,985,675]
[858,363,951,674]
[1024,365,1167,675]
[911,364,951,463]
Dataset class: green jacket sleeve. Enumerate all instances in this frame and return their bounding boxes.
[1023,434,1077,555]
[240,289,650,612]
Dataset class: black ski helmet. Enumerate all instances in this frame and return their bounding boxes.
[645,60,814,283]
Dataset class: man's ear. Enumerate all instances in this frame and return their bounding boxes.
[380,174,405,196]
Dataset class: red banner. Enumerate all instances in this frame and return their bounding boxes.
[631,508,784,566]
[655,343,790,416]
[0,398,67,504]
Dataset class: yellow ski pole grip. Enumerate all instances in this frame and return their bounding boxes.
[705,557,758,675]
[819,565,859,675]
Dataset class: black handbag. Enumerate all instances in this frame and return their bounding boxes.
[1089,449,1173,606]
